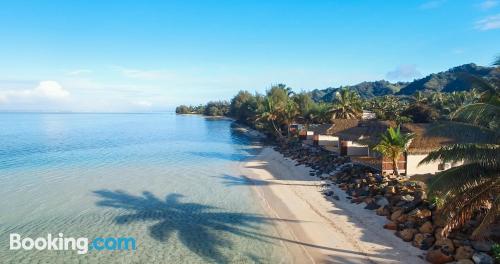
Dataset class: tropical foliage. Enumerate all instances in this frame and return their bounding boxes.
[329,88,363,120]
[419,76,499,239]
[373,126,414,175]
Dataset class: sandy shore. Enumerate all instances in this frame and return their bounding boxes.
[238,147,426,264]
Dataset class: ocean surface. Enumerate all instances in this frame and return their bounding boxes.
[0,113,288,263]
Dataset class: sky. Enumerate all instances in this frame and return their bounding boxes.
[0,0,499,112]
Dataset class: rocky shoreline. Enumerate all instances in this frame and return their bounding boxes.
[273,139,497,264]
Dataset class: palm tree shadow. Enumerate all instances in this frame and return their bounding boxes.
[93,190,278,263]
[217,174,320,187]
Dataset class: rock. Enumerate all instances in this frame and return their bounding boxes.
[414,233,435,249]
[383,221,398,230]
[454,246,474,260]
[398,228,418,242]
[472,252,493,264]
[426,248,454,264]
[333,195,340,201]
[396,214,408,223]
[408,208,432,219]
[435,238,456,254]
[385,185,396,194]
[390,210,403,222]
[375,197,389,207]
[401,194,415,202]
[413,233,435,250]
[323,191,334,197]
[419,221,434,234]
[471,240,492,252]
[364,202,380,210]
[376,206,390,216]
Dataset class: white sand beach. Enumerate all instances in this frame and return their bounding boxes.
[239,147,427,264]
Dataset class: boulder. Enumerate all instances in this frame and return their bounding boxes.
[419,221,434,234]
[413,233,435,250]
[435,238,456,254]
[383,221,398,230]
[375,197,389,207]
[398,228,418,242]
[390,210,403,222]
[376,206,390,216]
[471,240,492,252]
[454,246,474,260]
[408,208,432,219]
[472,252,493,264]
[364,202,380,210]
[401,194,415,202]
[426,248,454,264]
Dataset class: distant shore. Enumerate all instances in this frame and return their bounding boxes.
[239,147,426,263]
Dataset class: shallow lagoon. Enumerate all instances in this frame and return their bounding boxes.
[0,113,287,263]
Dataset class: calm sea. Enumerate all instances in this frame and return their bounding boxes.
[0,113,288,263]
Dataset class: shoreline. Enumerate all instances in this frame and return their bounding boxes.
[239,146,426,264]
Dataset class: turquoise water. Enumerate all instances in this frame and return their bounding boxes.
[0,113,287,263]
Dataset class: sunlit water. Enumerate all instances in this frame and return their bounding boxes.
[0,113,288,263]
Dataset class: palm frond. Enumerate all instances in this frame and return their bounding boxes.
[438,178,499,236]
[419,144,500,168]
[452,103,500,129]
[427,162,499,194]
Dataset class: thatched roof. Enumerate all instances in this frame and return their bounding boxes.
[403,122,496,154]
[307,124,335,135]
[330,119,398,146]
[305,118,496,154]
[329,120,495,154]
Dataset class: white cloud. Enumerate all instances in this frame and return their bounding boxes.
[0,80,70,104]
[419,0,446,9]
[386,65,422,81]
[475,14,500,30]
[66,69,92,76]
[480,0,498,9]
[112,66,175,80]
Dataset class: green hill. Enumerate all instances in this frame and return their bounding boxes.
[310,63,499,102]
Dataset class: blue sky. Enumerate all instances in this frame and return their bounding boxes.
[0,0,499,112]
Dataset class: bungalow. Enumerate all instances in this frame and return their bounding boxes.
[330,120,489,176]
[297,119,483,176]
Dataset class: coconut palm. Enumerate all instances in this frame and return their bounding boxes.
[329,88,363,120]
[419,76,499,239]
[373,126,414,176]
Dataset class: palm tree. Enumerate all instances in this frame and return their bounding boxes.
[419,76,499,239]
[329,88,363,120]
[373,126,414,176]
[258,97,283,138]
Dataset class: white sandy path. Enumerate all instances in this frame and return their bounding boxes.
[238,147,426,264]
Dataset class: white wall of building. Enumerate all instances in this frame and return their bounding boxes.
[406,154,462,176]
[346,141,370,156]
[317,135,339,147]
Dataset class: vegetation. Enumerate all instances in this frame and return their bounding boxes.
[419,76,499,239]
[328,88,363,120]
[373,126,414,175]
[175,104,205,114]
[310,63,498,102]
[175,60,500,238]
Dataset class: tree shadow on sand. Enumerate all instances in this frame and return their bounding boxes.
[217,174,319,187]
[93,190,298,263]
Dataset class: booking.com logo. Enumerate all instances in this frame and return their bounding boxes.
[9,233,136,254]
